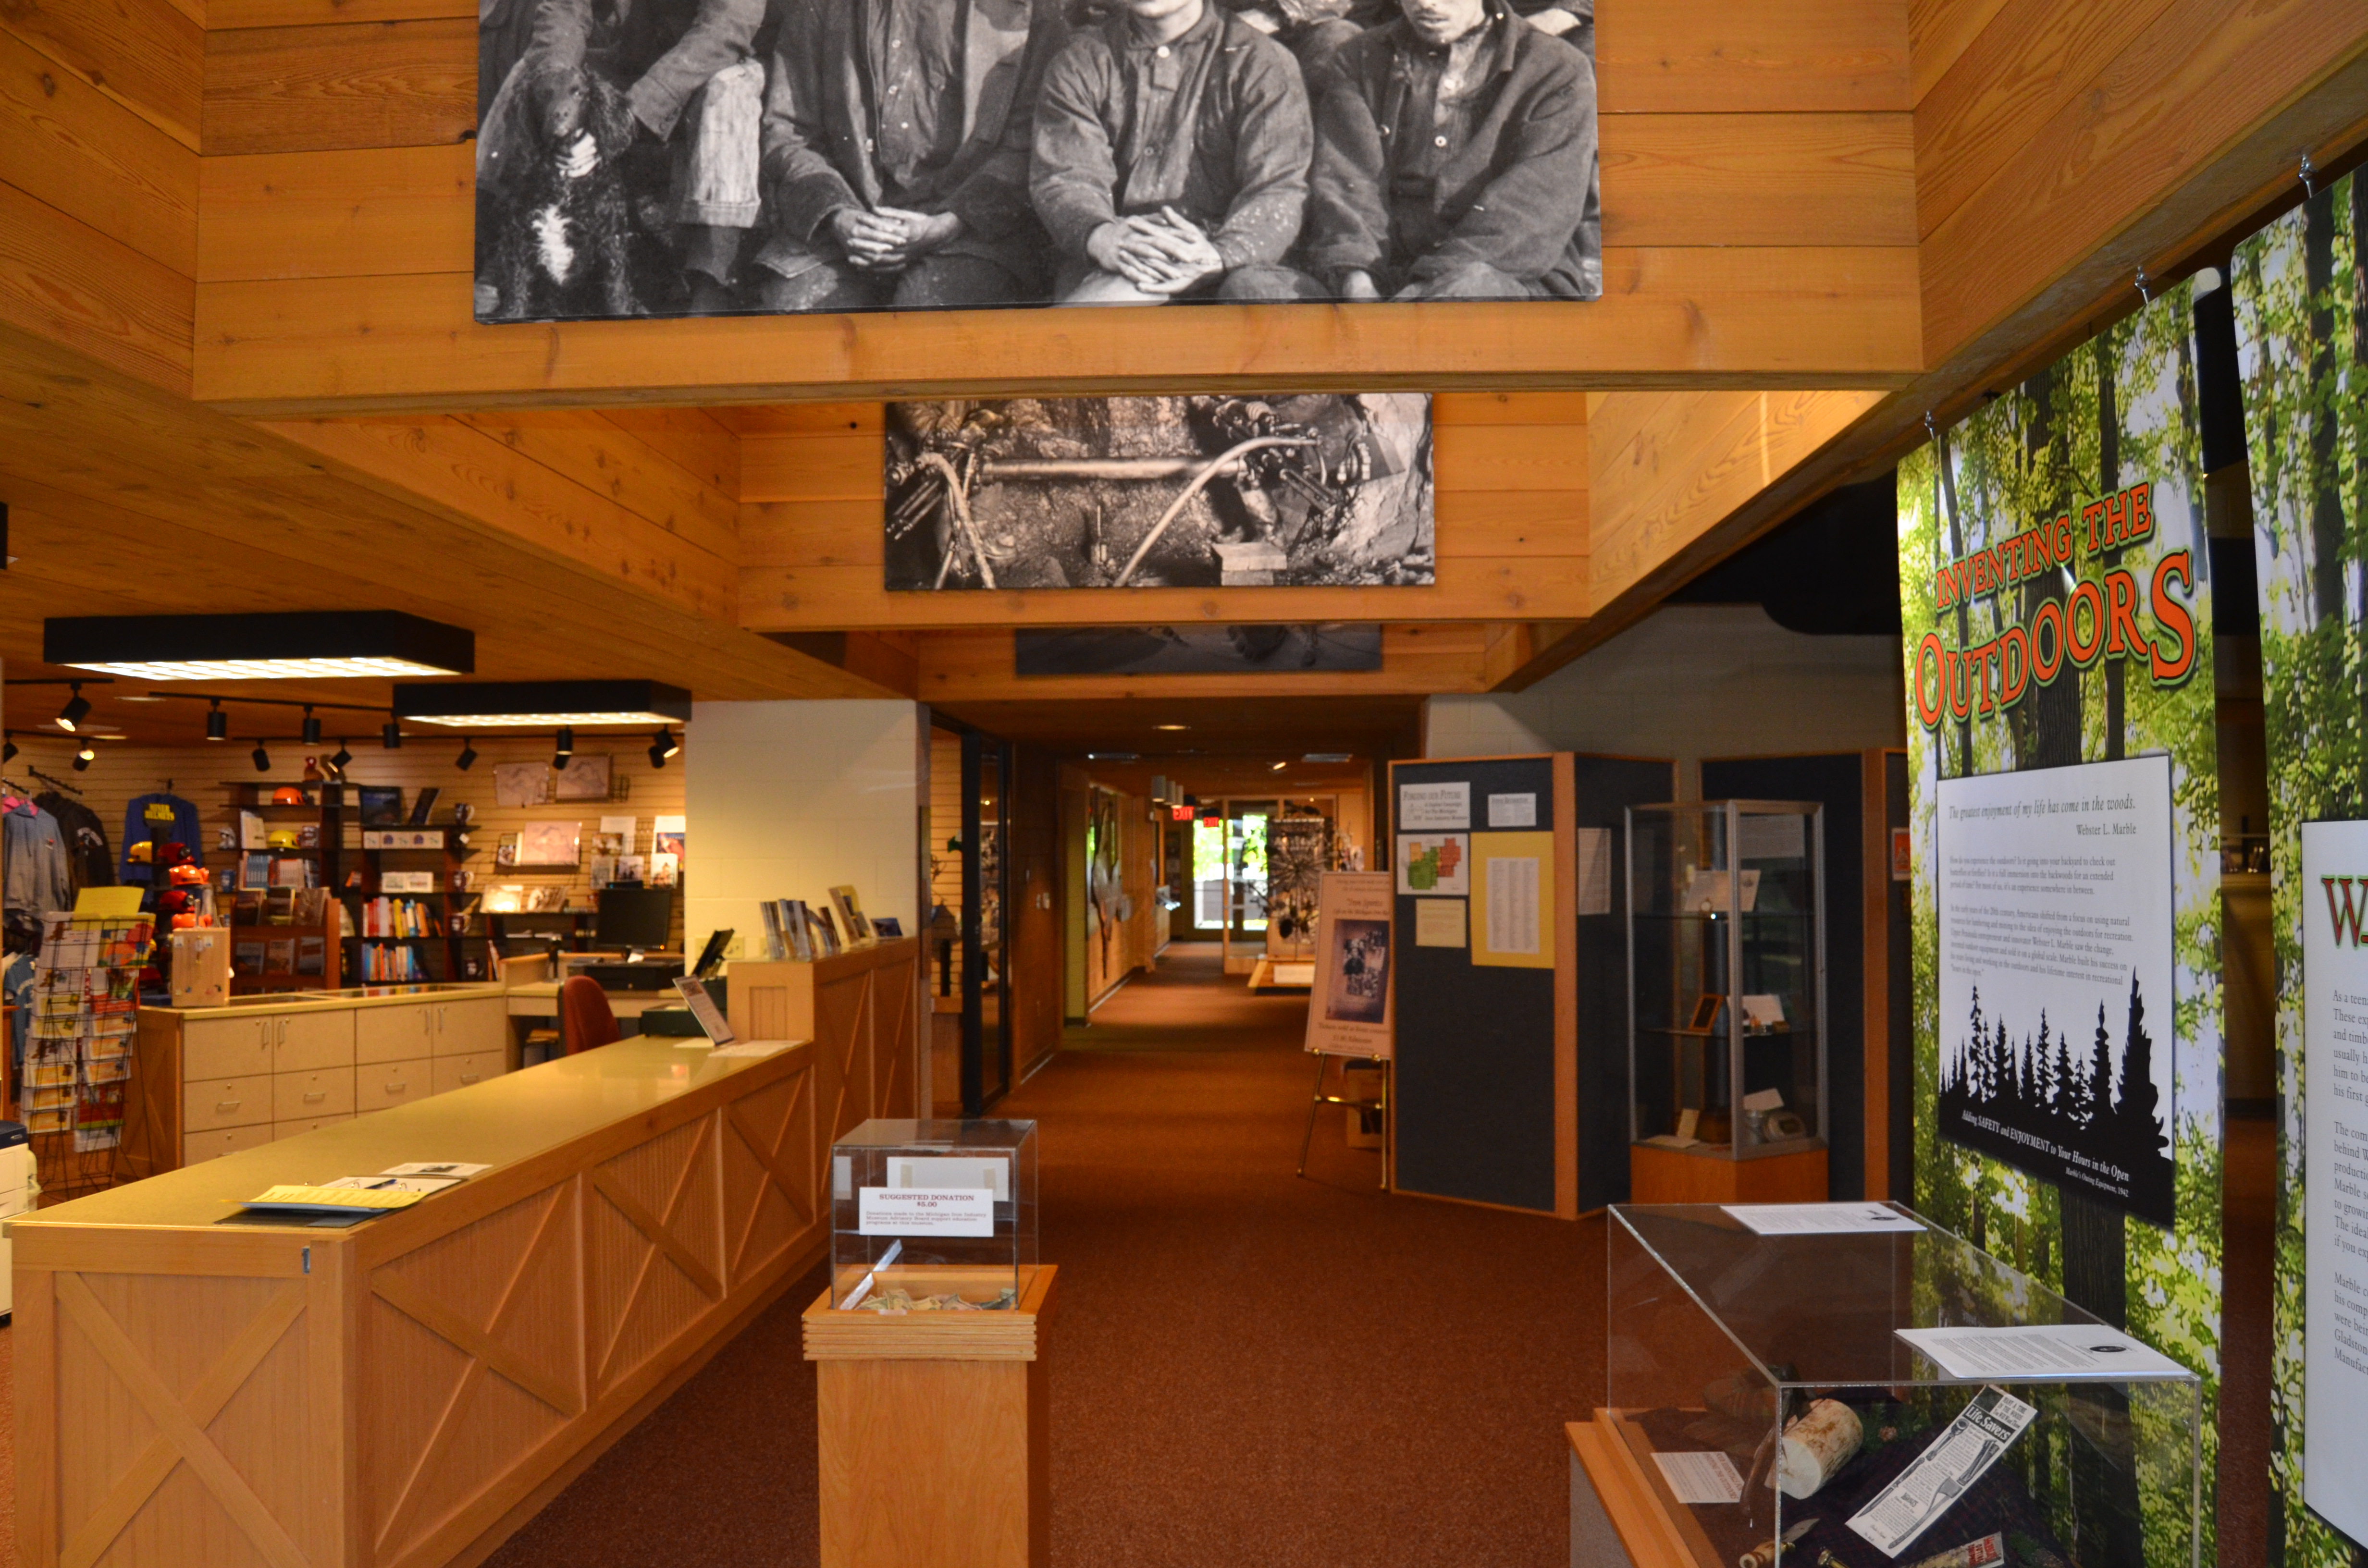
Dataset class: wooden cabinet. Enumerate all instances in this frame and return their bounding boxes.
[126,987,511,1177]
[357,1001,437,1064]
[359,1057,432,1113]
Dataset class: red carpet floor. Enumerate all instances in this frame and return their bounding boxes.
[485,945,1609,1567]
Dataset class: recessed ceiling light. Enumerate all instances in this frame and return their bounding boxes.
[118,694,165,703]
[392,680,691,728]
[1270,761,1289,772]
[1155,724,1188,731]
[45,612,473,680]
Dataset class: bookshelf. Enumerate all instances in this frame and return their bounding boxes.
[350,825,488,982]
[220,780,346,994]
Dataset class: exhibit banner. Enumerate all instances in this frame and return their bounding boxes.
[1305,870,1393,1059]
[1899,278,2220,1567]
[2232,166,2368,1566]
[471,0,1601,322]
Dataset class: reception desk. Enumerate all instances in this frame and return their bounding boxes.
[14,1036,852,1568]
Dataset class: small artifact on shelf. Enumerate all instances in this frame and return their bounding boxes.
[1737,1516,1817,1568]
[852,1286,1019,1314]
[1773,1399,1863,1499]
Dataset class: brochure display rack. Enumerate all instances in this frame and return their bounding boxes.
[803,1117,1054,1568]
[25,911,152,1200]
[1575,1203,2201,1568]
[1627,800,1827,1203]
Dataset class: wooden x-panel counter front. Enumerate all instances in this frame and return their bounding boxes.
[10,985,912,1568]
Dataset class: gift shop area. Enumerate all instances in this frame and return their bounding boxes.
[0,0,2363,1565]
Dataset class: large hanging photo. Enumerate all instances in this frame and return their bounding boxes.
[471,0,1600,321]
[885,394,1432,589]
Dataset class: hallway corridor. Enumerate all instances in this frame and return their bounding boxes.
[488,946,1605,1568]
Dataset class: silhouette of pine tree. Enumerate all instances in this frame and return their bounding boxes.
[2051,1012,2075,1124]
[2021,1034,2037,1115]
[2116,975,2167,1158]
[2087,1004,2114,1129]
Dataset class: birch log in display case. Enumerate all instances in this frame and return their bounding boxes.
[1576,1203,2202,1568]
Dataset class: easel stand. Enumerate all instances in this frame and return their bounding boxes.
[802,1265,1057,1568]
[1297,1052,1389,1188]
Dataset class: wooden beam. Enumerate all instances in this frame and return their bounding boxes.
[0,0,202,150]
[0,187,191,393]
[191,248,1924,412]
[0,24,198,274]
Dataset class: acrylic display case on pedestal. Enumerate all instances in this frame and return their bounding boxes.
[1627,800,1828,1203]
[829,1116,1039,1311]
[1572,1203,2202,1568]
[806,1117,1056,1567]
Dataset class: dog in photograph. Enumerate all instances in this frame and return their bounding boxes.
[486,64,647,320]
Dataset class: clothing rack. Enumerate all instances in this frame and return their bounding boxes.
[25,767,82,796]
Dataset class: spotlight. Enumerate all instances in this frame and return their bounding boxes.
[252,741,271,772]
[2,733,15,763]
[455,738,478,772]
[553,726,575,768]
[382,720,402,749]
[301,705,321,745]
[56,682,89,732]
[71,745,93,772]
[648,728,679,768]
[329,739,353,773]
[205,699,227,741]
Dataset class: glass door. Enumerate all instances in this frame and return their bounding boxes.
[1220,800,1274,973]
[961,734,1011,1113]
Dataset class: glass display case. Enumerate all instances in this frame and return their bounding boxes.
[830,1117,1036,1312]
[1627,800,1825,1164]
[1599,1203,2202,1568]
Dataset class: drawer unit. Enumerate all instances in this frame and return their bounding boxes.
[432,1052,503,1096]
[358,1057,432,1114]
[272,1009,357,1074]
[184,1015,275,1080]
[432,996,510,1059]
[183,1074,272,1133]
[273,1068,356,1123]
[185,1122,274,1165]
[274,1114,355,1140]
[357,1002,438,1065]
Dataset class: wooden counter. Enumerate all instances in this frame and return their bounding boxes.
[12,1034,875,1568]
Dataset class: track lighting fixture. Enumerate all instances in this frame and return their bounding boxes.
[553,725,575,768]
[648,728,679,768]
[71,745,93,772]
[456,737,479,772]
[382,719,402,750]
[206,699,227,741]
[252,741,271,772]
[329,739,353,773]
[56,682,89,732]
[301,705,322,745]
[2,733,16,764]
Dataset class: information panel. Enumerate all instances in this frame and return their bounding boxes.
[2303,820,2368,1543]
[1935,754,2176,1225]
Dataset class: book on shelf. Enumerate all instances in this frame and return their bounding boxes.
[295,936,326,977]
[265,938,296,973]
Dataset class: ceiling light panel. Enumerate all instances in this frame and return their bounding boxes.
[397,710,682,727]
[392,681,691,728]
[45,612,473,680]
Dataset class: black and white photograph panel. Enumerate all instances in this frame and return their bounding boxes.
[471,0,1598,322]
[884,394,1433,590]
[1014,624,1384,675]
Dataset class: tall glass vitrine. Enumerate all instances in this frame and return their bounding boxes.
[1626,800,1825,1163]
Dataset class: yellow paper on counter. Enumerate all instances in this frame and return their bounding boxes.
[244,1185,424,1213]
[73,888,146,918]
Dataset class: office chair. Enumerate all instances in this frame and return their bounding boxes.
[559,975,622,1054]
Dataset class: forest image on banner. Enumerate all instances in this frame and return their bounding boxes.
[1899,281,2222,1568]
[2233,167,2368,1568]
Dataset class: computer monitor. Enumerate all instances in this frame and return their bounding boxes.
[594,886,674,954]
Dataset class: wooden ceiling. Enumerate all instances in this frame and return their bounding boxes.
[2,0,2365,759]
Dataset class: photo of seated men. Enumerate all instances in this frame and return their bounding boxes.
[470,0,1597,318]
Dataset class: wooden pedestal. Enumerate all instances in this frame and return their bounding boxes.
[1628,1142,1828,1204]
[802,1265,1057,1568]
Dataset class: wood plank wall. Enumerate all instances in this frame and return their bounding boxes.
[183,0,1922,406]
[6,729,688,946]
[736,394,1589,631]
[0,0,199,390]
[1910,0,2368,368]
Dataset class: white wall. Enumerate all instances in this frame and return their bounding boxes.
[1424,606,1906,787]
[684,700,926,959]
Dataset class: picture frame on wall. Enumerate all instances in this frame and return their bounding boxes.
[469,5,1600,324]
[555,754,613,801]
